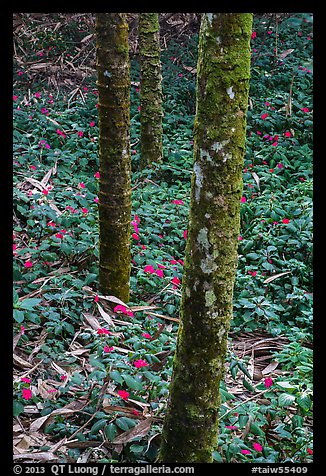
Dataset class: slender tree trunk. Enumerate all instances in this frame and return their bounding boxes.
[138,13,163,169]
[95,13,132,302]
[159,13,252,463]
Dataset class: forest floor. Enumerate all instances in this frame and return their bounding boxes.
[13,13,313,463]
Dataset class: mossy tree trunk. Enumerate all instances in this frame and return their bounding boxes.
[159,13,252,463]
[95,13,132,302]
[138,13,163,169]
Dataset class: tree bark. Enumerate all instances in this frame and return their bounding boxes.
[138,13,163,169]
[95,13,132,302]
[159,13,253,463]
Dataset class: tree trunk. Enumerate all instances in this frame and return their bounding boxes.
[159,13,253,463]
[138,13,163,169]
[95,13,132,302]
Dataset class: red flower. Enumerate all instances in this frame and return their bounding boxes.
[261,113,269,120]
[307,448,313,455]
[81,208,88,214]
[24,261,33,268]
[172,276,181,286]
[301,107,310,113]
[90,121,95,127]
[284,131,291,137]
[118,390,129,401]
[251,31,257,39]
[94,171,100,179]
[282,218,290,224]
[94,295,99,303]
[21,377,31,384]
[172,199,184,205]
[132,233,139,241]
[183,230,187,240]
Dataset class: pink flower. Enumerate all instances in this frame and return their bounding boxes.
[94,196,99,203]
[134,359,148,368]
[284,131,292,137]
[241,449,251,455]
[81,208,88,214]
[172,199,184,205]
[114,304,134,317]
[104,346,114,353]
[56,129,66,139]
[277,163,283,169]
[60,375,67,381]
[132,233,139,241]
[307,448,313,455]
[24,261,33,268]
[144,265,155,274]
[42,189,49,195]
[155,269,164,278]
[55,233,64,240]
[272,142,278,147]
[20,325,25,334]
[41,108,49,115]
[282,218,290,224]
[301,107,310,113]
[22,388,32,400]
[178,73,183,78]
[97,328,111,335]
[253,443,263,452]
[261,113,269,120]
[142,332,151,339]
[34,92,41,98]
[137,106,141,111]
[264,377,273,388]
[248,270,257,277]
[240,196,247,203]
[118,390,130,401]
[79,182,85,188]
[94,295,99,303]
[78,131,84,137]
[251,31,257,39]
[21,377,31,384]
[172,277,181,286]
[90,121,95,127]
[13,95,18,101]
[183,230,187,240]
[17,71,24,76]
[267,30,273,35]
[225,425,237,430]
[238,235,243,241]
[94,171,100,179]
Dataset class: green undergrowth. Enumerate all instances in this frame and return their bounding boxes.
[13,13,313,463]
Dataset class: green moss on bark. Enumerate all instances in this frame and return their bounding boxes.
[95,13,132,302]
[138,13,163,169]
[159,13,252,463]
